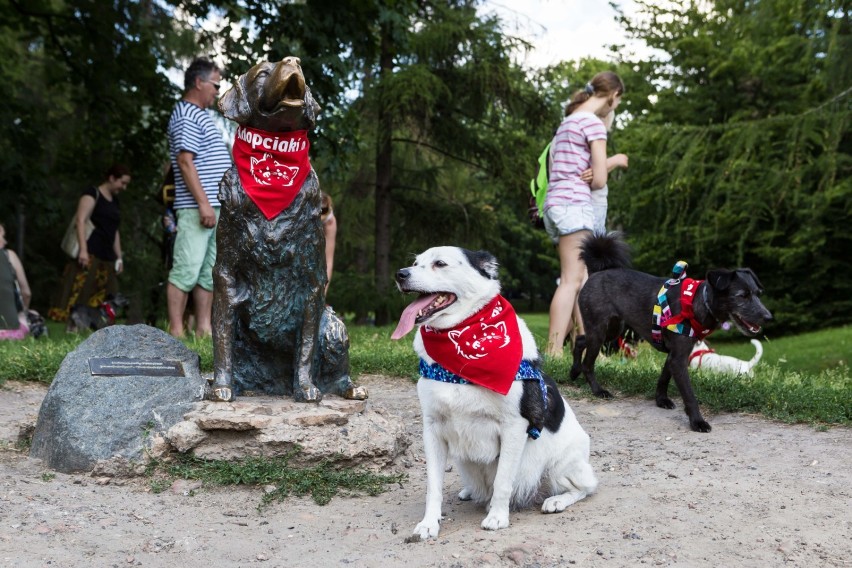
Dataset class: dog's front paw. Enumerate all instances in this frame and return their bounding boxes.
[481,509,510,531]
[458,487,473,501]
[690,419,712,433]
[413,519,441,540]
[593,388,612,399]
[656,396,675,409]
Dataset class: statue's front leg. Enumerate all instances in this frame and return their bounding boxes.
[210,266,239,402]
[294,300,322,403]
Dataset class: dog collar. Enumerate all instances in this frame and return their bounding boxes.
[419,359,548,439]
[233,125,312,220]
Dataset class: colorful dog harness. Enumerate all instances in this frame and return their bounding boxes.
[651,261,715,348]
[419,358,549,439]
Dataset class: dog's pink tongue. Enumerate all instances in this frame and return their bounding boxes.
[391,294,438,340]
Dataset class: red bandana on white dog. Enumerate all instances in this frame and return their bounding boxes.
[233,125,311,220]
[420,296,523,395]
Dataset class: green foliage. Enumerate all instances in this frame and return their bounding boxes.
[610,0,852,332]
[0,0,209,322]
[146,450,407,508]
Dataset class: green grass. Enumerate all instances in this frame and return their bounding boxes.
[519,314,851,376]
[145,449,406,509]
[518,314,851,426]
[3,317,849,426]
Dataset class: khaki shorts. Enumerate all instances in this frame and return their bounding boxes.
[168,207,219,292]
[543,203,595,245]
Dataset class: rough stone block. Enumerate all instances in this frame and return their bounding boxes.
[29,325,207,472]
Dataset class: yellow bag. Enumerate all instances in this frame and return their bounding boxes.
[60,190,99,258]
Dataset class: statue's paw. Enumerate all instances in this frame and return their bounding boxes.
[344,386,368,400]
[208,386,234,402]
[297,384,322,403]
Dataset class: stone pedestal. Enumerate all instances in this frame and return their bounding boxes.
[158,395,409,469]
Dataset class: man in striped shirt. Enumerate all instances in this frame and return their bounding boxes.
[166,57,233,337]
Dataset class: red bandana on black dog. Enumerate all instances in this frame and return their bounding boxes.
[233,125,311,219]
[420,296,523,395]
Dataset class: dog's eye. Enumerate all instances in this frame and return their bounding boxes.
[434,260,447,268]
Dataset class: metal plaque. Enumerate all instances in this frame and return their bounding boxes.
[88,357,185,377]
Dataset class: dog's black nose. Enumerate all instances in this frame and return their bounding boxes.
[396,268,410,282]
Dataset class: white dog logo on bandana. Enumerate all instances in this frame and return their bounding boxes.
[420,296,523,395]
[448,321,510,360]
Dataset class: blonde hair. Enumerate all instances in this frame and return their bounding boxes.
[565,71,625,116]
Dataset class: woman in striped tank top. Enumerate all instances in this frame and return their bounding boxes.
[544,71,625,358]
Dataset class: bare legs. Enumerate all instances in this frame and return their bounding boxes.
[547,230,590,358]
[167,282,213,337]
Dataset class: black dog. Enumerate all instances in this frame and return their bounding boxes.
[26,309,48,338]
[209,56,366,403]
[67,293,129,332]
[570,233,772,432]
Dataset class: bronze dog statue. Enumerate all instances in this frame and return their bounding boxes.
[209,56,367,403]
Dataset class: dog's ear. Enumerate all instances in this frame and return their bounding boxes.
[463,249,499,280]
[736,268,764,294]
[706,269,734,291]
[218,73,251,123]
[303,85,321,128]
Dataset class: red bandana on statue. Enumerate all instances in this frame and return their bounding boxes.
[420,296,523,395]
[233,125,312,220]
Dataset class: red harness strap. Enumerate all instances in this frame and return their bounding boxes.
[689,348,715,367]
[660,279,715,339]
[102,302,117,325]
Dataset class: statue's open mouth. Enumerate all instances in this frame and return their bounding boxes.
[262,70,306,115]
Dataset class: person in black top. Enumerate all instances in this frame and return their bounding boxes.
[48,164,131,327]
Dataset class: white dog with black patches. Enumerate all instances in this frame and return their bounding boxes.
[392,246,597,540]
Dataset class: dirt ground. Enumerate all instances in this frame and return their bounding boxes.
[1,374,850,568]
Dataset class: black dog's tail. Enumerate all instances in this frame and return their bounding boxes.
[580,231,632,274]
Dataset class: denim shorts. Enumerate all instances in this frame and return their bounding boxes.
[590,186,609,234]
[543,203,595,244]
[168,207,219,292]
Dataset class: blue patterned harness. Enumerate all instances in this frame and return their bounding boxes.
[419,359,548,439]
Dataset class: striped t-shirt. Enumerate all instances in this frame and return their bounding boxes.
[545,111,607,207]
[167,100,232,209]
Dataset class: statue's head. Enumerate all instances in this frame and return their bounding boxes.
[219,56,321,132]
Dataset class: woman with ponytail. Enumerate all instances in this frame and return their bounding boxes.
[544,71,624,358]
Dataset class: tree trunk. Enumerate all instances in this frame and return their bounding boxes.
[373,27,394,326]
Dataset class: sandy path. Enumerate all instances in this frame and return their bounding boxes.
[1,375,849,567]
